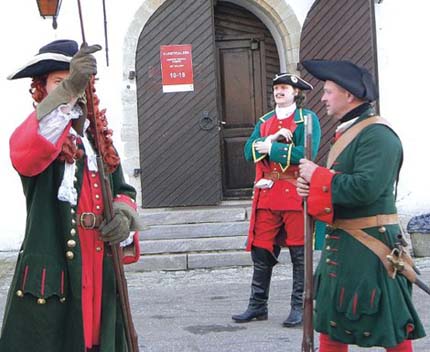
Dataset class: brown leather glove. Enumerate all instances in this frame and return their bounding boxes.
[99,208,131,244]
[36,43,101,120]
[63,43,101,96]
[99,202,141,244]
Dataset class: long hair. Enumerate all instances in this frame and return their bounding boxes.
[294,90,306,109]
[30,75,120,173]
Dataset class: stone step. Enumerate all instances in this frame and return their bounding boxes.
[140,221,249,240]
[140,236,247,255]
[139,203,251,226]
[128,249,293,271]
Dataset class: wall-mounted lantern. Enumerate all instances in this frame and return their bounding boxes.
[36,0,62,29]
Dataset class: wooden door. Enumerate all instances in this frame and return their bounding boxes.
[217,37,265,198]
[136,0,222,207]
[299,0,379,165]
[215,2,280,198]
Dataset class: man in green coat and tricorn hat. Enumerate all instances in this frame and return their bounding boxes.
[297,59,425,351]
[0,39,142,352]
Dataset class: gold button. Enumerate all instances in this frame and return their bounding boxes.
[322,186,328,192]
[37,298,46,305]
[363,332,371,337]
[96,205,101,210]
[71,208,75,215]
[71,219,76,225]
[66,251,74,260]
[91,173,96,178]
[324,208,331,214]
[74,177,78,183]
[67,240,76,248]
[326,246,331,251]
[16,290,24,298]
[378,226,386,233]
[59,297,66,303]
[95,194,100,199]
[96,246,102,252]
[326,258,330,263]
[285,189,289,192]
[329,321,337,327]
[284,148,288,151]
[94,183,99,188]
[70,229,76,236]
[325,234,329,239]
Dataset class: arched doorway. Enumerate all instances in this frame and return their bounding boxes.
[135,0,281,207]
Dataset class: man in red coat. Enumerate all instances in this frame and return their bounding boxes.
[232,73,321,327]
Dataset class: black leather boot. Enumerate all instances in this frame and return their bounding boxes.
[232,247,277,323]
[283,245,304,327]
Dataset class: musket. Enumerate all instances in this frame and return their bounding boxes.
[76,1,139,351]
[301,115,315,352]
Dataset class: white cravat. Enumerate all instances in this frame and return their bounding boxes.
[38,105,98,205]
[275,103,296,120]
[336,116,360,135]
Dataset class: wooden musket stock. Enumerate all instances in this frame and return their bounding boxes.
[78,0,139,349]
[301,115,315,352]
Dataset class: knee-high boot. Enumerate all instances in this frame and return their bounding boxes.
[232,247,277,323]
[283,245,305,327]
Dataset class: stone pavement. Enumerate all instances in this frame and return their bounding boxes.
[0,252,429,351]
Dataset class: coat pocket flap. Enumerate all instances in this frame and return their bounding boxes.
[16,254,67,300]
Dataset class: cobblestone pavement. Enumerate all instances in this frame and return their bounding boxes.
[0,252,429,351]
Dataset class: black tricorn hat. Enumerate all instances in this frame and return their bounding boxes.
[8,39,79,80]
[273,73,313,91]
[301,59,378,101]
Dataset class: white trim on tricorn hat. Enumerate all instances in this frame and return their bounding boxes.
[273,73,313,90]
[7,39,78,80]
[7,53,72,80]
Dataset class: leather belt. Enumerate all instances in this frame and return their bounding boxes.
[333,214,418,284]
[77,212,103,230]
[333,214,398,229]
[263,170,299,181]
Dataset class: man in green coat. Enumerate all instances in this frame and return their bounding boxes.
[0,40,141,352]
[297,60,425,351]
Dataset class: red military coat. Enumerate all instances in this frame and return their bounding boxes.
[244,108,321,251]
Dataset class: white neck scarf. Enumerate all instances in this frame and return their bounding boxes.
[276,103,297,120]
[57,120,98,205]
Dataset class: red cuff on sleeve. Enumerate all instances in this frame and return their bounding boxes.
[308,167,335,224]
[123,232,140,265]
[9,112,71,176]
[113,194,137,210]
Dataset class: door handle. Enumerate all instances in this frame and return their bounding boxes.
[199,111,215,130]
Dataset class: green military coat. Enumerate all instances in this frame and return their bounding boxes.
[0,112,137,352]
[307,106,425,347]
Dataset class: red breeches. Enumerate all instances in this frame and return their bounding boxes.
[319,334,413,352]
[252,209,304,252]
